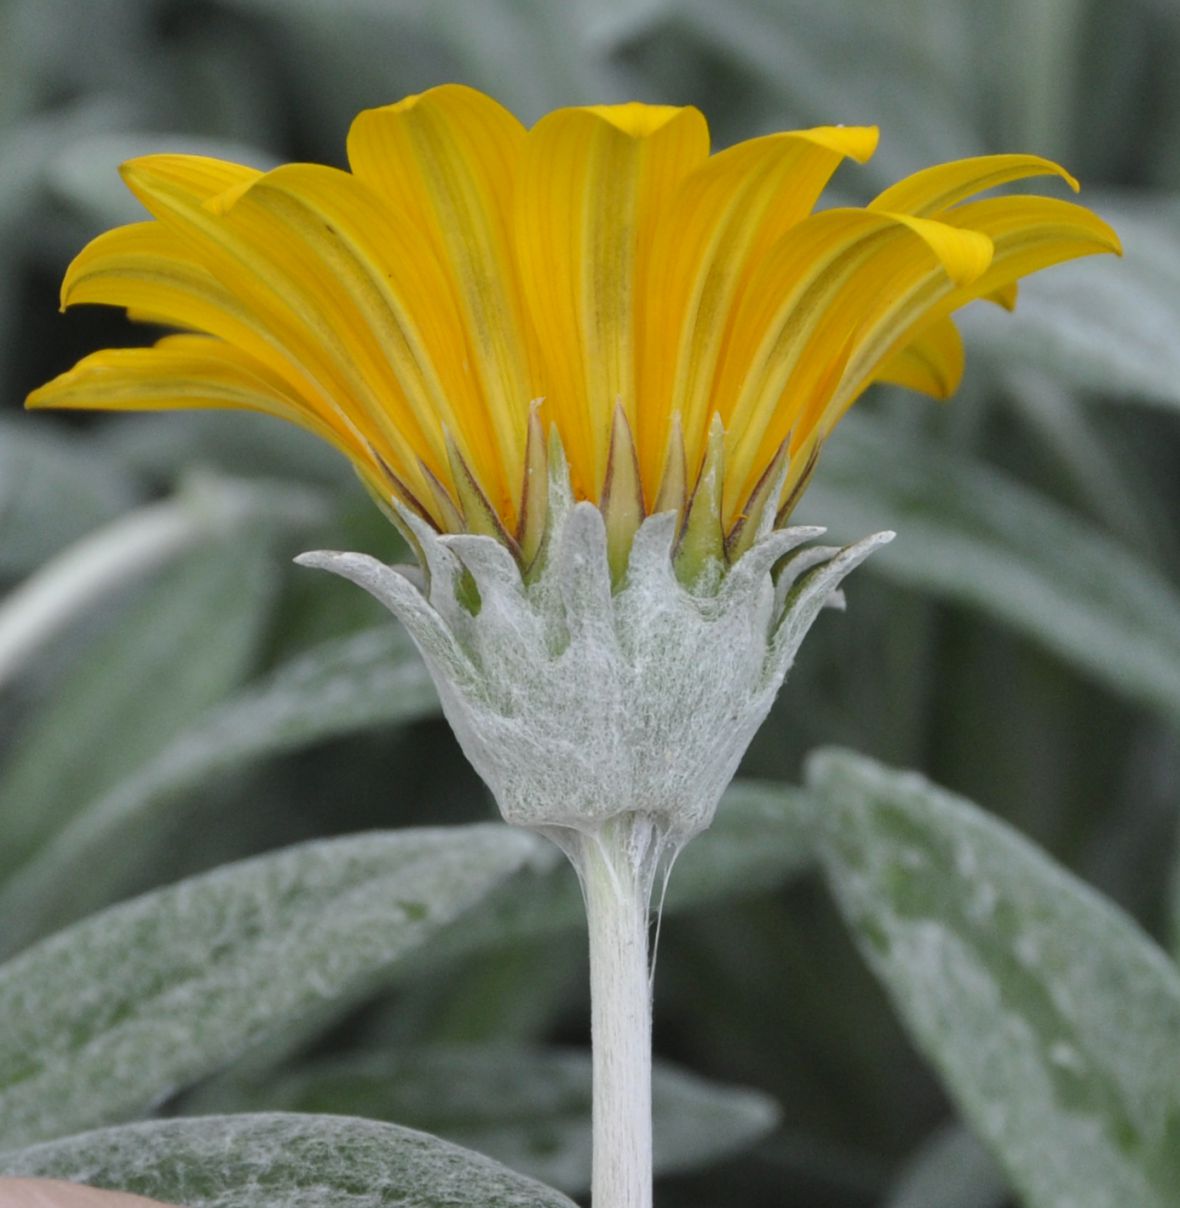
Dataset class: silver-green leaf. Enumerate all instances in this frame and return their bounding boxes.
[184,1045,779,1194]
[0,624,438,954]
[809,747,1180,1208]
[0,538,276,890]
[0,826,553,1150]
[0,1113,577,1207]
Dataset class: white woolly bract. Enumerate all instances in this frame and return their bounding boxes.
[298,492,891,843]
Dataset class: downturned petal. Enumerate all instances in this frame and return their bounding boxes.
[25,335,379,481]
[872,317,964,398]
[715,208,992,510]
[29,96,1123,564]
[347,85,536,504]
[119,153,262,211]
[57,217,427,503]
[940,194,1122,283]
[878,213,994,286]
[869,153,1079,217]
[515,102,709,498]
[829,195,1121,424]
[986,281,1019,310]
[639,125,878,494]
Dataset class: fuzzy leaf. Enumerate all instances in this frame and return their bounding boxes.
[809,747,1180,1208]
[0,538,275,888]
[0,826,552,1150]
[0,625,437,954]
[181,1045,779,1194]
[0,1114,576,1207]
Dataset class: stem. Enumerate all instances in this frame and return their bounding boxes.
[574,817,661,1208]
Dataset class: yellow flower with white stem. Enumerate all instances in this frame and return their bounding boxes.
[27,78,1121,844]
[28,84,1119,1208]
[27,84,1118,845]
[29,85,1116,583]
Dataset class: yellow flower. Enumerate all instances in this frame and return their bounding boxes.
[28,84,1119,580]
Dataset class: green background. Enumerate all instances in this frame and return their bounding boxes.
[1,1,1178,1205]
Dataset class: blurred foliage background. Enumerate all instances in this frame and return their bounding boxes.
[1,0,1179,1205]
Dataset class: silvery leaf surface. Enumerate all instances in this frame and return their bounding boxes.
[809,748,1180,1208]
[0,1114,577,1208]
[0,826,551,1150]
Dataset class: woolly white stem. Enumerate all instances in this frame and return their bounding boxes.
[569,817,662,1208]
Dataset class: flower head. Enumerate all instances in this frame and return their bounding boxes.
[28,84,1118,583]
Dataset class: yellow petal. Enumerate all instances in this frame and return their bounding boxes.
[716,207,992,508]
[120,157,496,514]
[515,102,710,497]
[119,153,262,214]
[638,125,878,494]
[940,194,1122,281]
[986,281,1019,310]
[869,153,1079,217]
[27,334,371,471]
[872,317,964,398]
[879,212,995,286]
[830,195,1121,426]
[347,85,536,503]
[56,218,422,493]
[62,222,302,383]
[226,164,506,506]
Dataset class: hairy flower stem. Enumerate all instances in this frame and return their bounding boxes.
[563,815,667,1208]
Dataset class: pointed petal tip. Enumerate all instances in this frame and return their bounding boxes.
[805,124,879,163]
[852,125,880,163]
[579,101,705,140]
[116,154,176,192]
[850,529,896,548]
[293,549,339,569]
